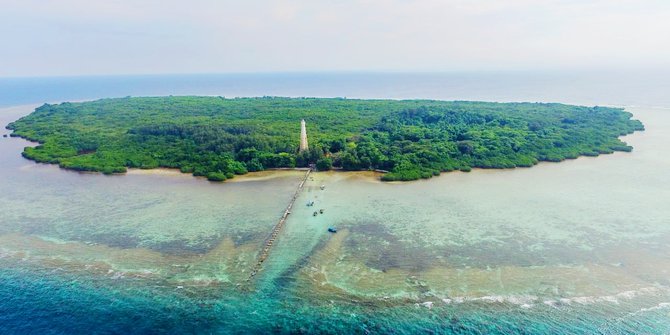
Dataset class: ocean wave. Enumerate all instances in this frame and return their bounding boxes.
[627,302,670,316]
[439,294,539,306]
[543,287,666,308]
[421,287,670,310]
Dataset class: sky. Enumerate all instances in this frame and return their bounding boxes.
[1,0,669,77]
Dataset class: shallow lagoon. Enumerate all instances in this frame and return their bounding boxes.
[1,104,670,333]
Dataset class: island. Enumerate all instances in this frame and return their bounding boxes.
[6,96,644,181]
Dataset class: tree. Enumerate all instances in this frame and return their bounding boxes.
[341,152,360,170]
[316,157,332,171]
[457,141,474,155]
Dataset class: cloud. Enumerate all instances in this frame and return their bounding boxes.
[1,0,669,76]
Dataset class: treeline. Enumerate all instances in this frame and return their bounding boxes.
[7,97,644,181]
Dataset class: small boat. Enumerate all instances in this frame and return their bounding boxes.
[313,211,318,216]
[319,209,324,214]
[307,201,314,207]
[327,227,337,233]
[320,185,326,190]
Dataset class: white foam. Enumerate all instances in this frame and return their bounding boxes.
[110,271,126,279]
[439,295,539,306]
[630,302,670,316]
[540,287,669,307]
[437,286,668,309]
[543,300,558,308]
[572,296,597,305]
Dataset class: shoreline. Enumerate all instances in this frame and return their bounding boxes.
[127,167,386,184]
[126,167,312,183]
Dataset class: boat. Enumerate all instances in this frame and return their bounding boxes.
[320,185,325,190]
[327,227,337,233]
[319,209,324,214]
[307,200,314,207]
[313,211,318,216]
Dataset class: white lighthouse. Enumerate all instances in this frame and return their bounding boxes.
[299,119,309,152]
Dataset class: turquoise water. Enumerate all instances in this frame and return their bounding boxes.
[1,73,670,333]
[2,265,669,334]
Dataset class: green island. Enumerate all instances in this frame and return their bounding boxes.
[7,96,644,181]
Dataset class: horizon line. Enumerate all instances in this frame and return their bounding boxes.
[3,67,670,80]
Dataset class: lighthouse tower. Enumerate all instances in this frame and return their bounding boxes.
[299,119,309,152]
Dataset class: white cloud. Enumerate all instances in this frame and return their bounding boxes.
[0,0,668,76]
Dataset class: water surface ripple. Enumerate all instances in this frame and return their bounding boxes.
[1,97,669,333]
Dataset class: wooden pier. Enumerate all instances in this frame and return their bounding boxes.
[244,168,311,284]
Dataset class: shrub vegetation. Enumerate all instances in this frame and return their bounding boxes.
[7,97,644,181]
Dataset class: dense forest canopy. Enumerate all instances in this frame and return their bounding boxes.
[7,96,644,181]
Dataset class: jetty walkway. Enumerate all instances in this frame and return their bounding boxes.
[244,168,311,284]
